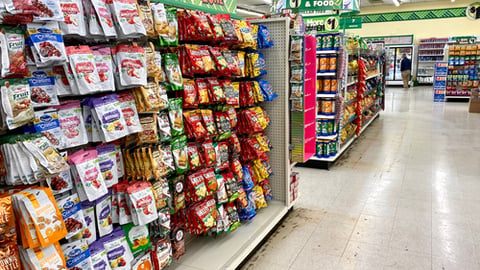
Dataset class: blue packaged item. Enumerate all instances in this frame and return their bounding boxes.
[242,166,255,192]
[259,79,278,101]
[258,25,274,49]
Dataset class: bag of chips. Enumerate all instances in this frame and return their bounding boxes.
[195,78,210,104]
[171,135,189,174]
[163,53,183,91]
[152,4,178,46]
[168,98,184,137]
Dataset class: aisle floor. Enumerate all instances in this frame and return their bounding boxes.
[241,86,480,270]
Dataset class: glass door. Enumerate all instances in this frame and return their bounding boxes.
[386,47,396,81]
[394,47,413,81]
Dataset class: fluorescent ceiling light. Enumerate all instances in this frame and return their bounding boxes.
[236,8,264,17]
[393,0,400,6]
[451,0,455,2]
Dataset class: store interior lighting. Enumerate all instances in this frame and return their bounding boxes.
[393,0,400,6]
[236,8,265,17]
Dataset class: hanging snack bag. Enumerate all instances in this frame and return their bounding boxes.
[58,0,87,36]
[137,114,158,144]
[152,238,172,269]
[92,94,128,142]
[110,0,146,37]
[58,193,88,240]
[160,144,175,175]
[137,0,154,37]
[259,79,278,101]
[131,252,152,270]
[186,172,208,202]
[1,78,34,130]
[27,21,67,64]
[171,135,189,174]
[168,98,184,137]
[258,24,274,49]
[182,79,198,108]
[52,66,73,96]
[157,110,172,142]
[28,70,58,107]
[69,149,108,202]
[221,49,241,77]
[113,44,147,87]
[237,21,255,48]
[222,80,239,107]
[218,16,238,42]
[201,140,216,167]
[247,51,267,78]
[92,46,115,91]
[163,53,183,91]
[122,223,151,256]
[187,143,201,171]
[61,239,93,270]
[196,78,210,104]
[207,15,224,42]
[117,181,133,225]
[206,77,225,103]
[252,185,267,209]
[170,224,185,259]
[18,243,66,269]
[66,45,101,94]
[138,78,163,111]
[168,175,185,213]
[117,91,142,134]
[96,191,113,237]
[229,133,241,154]
[103,227,134,270]
[214,141,229,172]
[81,200,97,244]
[127,181,158,225]
[90,240,112,270]
[33,109,62,148]
[2,26,28,78]
[58,101,88,148]
[90,0,117,37]
[183,110,207,140]
[152,4,178,46]
[84,0,104,37]
[214,111,232,139]
[97,144,118,187]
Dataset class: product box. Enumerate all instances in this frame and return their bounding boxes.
[469,88,480,113]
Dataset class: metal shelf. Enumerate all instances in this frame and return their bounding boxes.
[316,50,338,55]
[316,134,338,140]
[365,73,380,80]
[346,80,358,87]
[419,42,447,45]
[446,96,471,99]
[418,54,444,57]
[317,72,336,77]
[317,93,337,98]
[359,111,380,135]
[316,114,336,119]
[418,48,444,51]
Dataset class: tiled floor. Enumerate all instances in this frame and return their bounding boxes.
[241,86,480,270]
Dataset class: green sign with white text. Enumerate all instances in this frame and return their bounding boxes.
[156,0,237,15]
[287,0,342,11]
[340,17,361,29]
[304,15,340,33]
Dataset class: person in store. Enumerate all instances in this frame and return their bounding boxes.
[400,53,411,89]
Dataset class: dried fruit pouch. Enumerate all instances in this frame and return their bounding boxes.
[117,181,133,225]
[58,0,86,36]
[19,243,66,270]
[69,149,108,202]
[1,26,28,78]
[168,98,184,137]
[92,46,115,91]
[91,0,117,37]
[97,144,118,188]
[33,0,64,21]
[103,227,134,270]
[138,114,158,145]
[110,0,146,37]
[171,135,188,174]
[122,223,151,256]
[84,0,104,36]
[61,239,93,270]
[28,70,59,108]
[0,78,34,130]
[16,187,67,248]
[131,251,152,270]
[127,181,158,226]
[27,22,67,64]
[117,91,143,134]
[152,4,177,46]
[96,191,113,237]
[157,111,172,142]
[46,165,73,195]
[58,101,88,148]
[163,53,183,91]
[81,200,97,244]
[92,94,128,142]
[113,44,147,87]
[90,240,113,270]
[152,238,172,269]
[67,45,101,94]
[58,193,87,240]
[34,109,62,148]
[22,132,70,175]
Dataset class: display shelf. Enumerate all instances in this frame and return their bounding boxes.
[341,113,357,128]
[419,42,447,45]
[317,134,338,140]
[361,102,376,114]
[344,97,357,107]
[347,80,358,86]
[317,72,337,76]
[340,132,356,146]
[173,201,289,270]
[446,96,471,98]
[316,50,338,54]
[418,60,438,63]
[418,54,444,57]
[418,48,444,51]
[316,114,336,119]
[359,111,380,135]
[365,73,380,80]
[317,93,337,98]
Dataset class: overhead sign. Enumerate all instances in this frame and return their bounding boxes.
[433,62,448,102]
[449,36,478,44]
[362,35,413,45]
[340,17,361,29]
[156,0,237,15]
[287,0,342,11]
[304,15,340,33]
[466,2,480,20]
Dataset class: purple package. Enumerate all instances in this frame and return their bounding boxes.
[96,189,114,237]
[103,227,134,270]
[96,144,118,188]
[81,200,97,244]
[90,94,128,142]
[90,240,112,270]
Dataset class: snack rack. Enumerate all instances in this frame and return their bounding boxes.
[172,17,292,270]
[445,43,480,100]
[416,38,448,84]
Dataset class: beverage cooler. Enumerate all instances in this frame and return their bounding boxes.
[385,46,415,86]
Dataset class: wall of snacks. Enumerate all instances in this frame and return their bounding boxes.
[0,1,279,269]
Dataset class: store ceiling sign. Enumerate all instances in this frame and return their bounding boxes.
[363,35,413,45]
[449,36,478,44]
[466,2,480,20]
[304,15,340,33]
[156,0,237,15]
[287,0,342,11]
[340,17,361,29]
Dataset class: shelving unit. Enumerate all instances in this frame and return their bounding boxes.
[445,43,480,100]
[416,38,448,84]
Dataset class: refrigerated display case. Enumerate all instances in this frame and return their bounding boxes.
[385,46,415,86]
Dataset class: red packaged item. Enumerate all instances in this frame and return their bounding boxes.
[184,45,215,75]
[207,15,224,42]
[228,133,241,154]
[221,49,241,76]
[187,10,213,41]
[196,78,210,105]
[202,167,217,193]
[208,47,228,75]
[206,77,225,103]
[182,79,198,108]
[186,171,208,202]
[183,110,207,140]
[222,80,239,107]
[187,143,202,171]
[1,26,28,78]
[201,140,216,167]
[5,0,41,15]
[200,109,217,138]
[225,107,238,129]
[240,81,255,107]
[230,158,243,180]
[216,15,238,43]
[214,141,229,172]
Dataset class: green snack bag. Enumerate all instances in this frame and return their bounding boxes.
[171,135,189,174]
[168,98,184,137]
[122,223,152,256]
[157,111,172,142]
[158,7,178,47]
[163,53,183,91]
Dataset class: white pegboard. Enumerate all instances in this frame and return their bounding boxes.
[251,18,291,206]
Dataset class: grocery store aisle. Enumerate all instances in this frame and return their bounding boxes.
[241,86,480,270]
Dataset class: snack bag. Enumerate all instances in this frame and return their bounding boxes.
[138,0,154,37]
[186,171,208,202]
[201,140,216,167]
[187,143,201,171]
[171,135,188,174]
[127,181,158,226]
[69,149,108,202]
[152,4,178,46]
[117,91,143,134]
[18,243,66,269]
[182,79,198,108]
[137,114,158,144]
[215,174,228,204]
[90,240,113,270]
[117,181,133,225]
[91,94,128,142]
[27,21,67,64]
[168,98,184,137]
[122,223,151,256]
[252,185,267,209]
[90,0,117,37]
[159,144,175,175]
[97,144,119,188]
[33,109,62,148]
[58,101,88,148]
[81,200,97,244]
[195,78,210,104]
[151,238,172,269]
[200,109,217,138]
[113,44,147,87]
[258,24,274,49]
[66,45,101,94]
[58,0,87,36]
[157,110,172,142]
[92,46,115,91]
[168,175,185,214]
[21,132,70,175]
[28,70,58,108]
[103,227,134,270]
[110,0,146,37]
[1,26,28,78]
[84,0,104,36]
[62,239,93,270]
[170,224,185,259]
[206,77,225,103]
[183,110,207,140]
[0,78,34,130]
[163,53,183,91]
[52,65,73,96]
[58,193,89,240]
[259,79,278,101]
